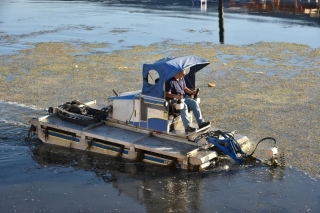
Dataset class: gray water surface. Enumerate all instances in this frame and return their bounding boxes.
[1,0,319,56]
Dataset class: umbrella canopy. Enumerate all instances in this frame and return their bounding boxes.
[142,55,210,99]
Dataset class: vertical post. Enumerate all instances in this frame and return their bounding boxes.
[218,0,225,44]
[318,1,320,18]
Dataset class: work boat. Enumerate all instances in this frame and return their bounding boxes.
[28,55,284,170]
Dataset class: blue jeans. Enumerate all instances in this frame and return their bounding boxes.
[180,96,205,128]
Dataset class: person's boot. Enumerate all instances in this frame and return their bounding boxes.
[198,121,211,129]
[185,126,196,133]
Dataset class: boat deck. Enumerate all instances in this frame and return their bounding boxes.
[35,114,202,159]
[31,113,249,169]
[84,124,197,158]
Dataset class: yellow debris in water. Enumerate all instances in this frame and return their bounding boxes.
[117,66,128,70]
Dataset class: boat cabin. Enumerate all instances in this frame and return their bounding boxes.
[107,55,210,136]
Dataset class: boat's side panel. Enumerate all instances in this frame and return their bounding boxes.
[34,123,135,159]
[111,99,134,123]
[86,140,130,158]
[142,96,168,132]
[43,128,83,149]
[29,113,248,170]
[34,123,185,167]
[131,97,141,124]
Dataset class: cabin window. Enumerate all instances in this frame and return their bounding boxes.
[147,70,160,85]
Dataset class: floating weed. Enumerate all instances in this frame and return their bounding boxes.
[0,41,320,177]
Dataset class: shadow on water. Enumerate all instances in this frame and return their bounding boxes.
[24,140,320,212]
[0,105,319,212]
[0,91,319,212]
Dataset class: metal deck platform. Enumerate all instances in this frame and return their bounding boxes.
[30,113,248,170]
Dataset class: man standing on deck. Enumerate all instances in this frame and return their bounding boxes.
[165,70,211,133]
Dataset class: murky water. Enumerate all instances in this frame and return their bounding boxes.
[1,0,320,212]
[1,104,319,212]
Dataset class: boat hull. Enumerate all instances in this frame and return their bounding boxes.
[29,111,249,171]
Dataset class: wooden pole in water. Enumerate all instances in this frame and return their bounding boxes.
[218,0,224,44]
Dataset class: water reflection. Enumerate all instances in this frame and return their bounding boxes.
[30,142,291,212]
[192,0,208,12]
[31,143,206,212]
[218,0,225,44]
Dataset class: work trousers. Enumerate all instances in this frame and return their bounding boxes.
[180,96,205,128]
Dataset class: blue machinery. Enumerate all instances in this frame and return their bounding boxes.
[195,130,284,166]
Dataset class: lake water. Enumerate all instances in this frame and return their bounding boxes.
[1,0,320,56]
[0,0,320,212]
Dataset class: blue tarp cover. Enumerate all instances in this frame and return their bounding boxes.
[141,55,210,99]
